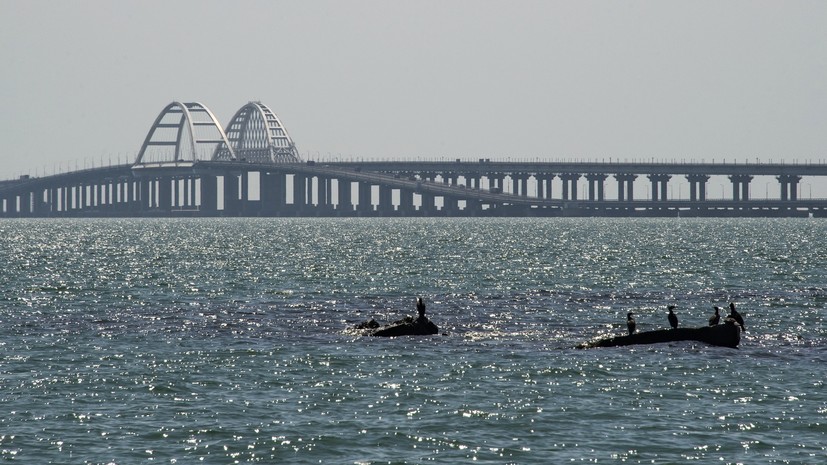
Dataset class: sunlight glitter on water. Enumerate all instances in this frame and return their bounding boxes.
[1,218,826,463]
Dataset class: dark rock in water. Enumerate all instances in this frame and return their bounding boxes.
[352,319,380,330]
[577,324,740,349]
[349,316,439,337]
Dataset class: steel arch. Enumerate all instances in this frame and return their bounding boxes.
[214,101,301,163]
[135,102,235,164]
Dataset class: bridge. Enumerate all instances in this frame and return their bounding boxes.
[2,101,827,218]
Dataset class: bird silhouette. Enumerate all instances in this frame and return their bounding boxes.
[626,312,636,335]
[709,306,721,326]
[667,305,678,329]
[728,302,745,331]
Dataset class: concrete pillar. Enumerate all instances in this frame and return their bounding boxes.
[337,179,353,213]
[399,188,415,215]
[647,174,671,201]
[357,182,372,214]
[777,175,801,201]
[560,174,581,200]
[421,192,436,215]
[200,175,218,214]
[686,174,710,201]
[224,174,240,215]
[615,174,637,201]
[158,177,172,212]
[378,185,393,215]
[586,174,608,201]
[292,174,306,212]
[241,172,249,213]
[320,177,332,210]
[543,174,555,199]
[728,175,753,201]
[515,174,529,197]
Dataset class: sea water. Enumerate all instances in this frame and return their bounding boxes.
[0,218,825,464]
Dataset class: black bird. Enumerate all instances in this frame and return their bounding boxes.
[667,305,678,329]
[728,302,745,331]
[709,306,721,326]
[626,312,636,335]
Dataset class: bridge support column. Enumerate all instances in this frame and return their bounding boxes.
[140,181,150,210]
[357,182,373,215]
[80,184,88,211]
[306,176,314,210]
[615,174,637,202]
[102,180,111,209]
[240,172,250,214]
[32,189,47,216]
[586,174,608,201]
[560,174,581,200]
[188,177,198,210]
[171,178,182,210]
[319,177,332,213]
[648,174,671,201]
[224,174,240,215]
[777,175,801,201]
[399,188,415,215]
[728,174,752,201]
[18,192,32,216]
[259,172,281,215]
[199,175,218,215]
[378,185,393,215]
[420,192,436,215]
[337,179,353,214]
[158,177,173,212]
[490,175,504,192]
[291,174,307,214]
[514,174,529,197]
[48,187,58,215]
[686,174,710,201]
[467,174,480,190]
[540,174,555,199]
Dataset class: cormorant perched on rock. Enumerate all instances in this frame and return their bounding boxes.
[709,306,721,326]
[416,297,426,321]
[728,302,745,331]
[626,312,636,335]
[667,305,678,329]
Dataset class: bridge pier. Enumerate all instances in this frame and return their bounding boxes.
[686,174,709,201]
[335,179,351,214]
[378,185,393,215]
[490,175,504,193]
[357,181,372,215]
[511,173,526,197]
[200,175,218,214]
[540,174,555,199]
[223,173,240,215]
[729,174,752,201]
[399,188,415,215]
[648,174,671,201]
[560,173,581,200]
[586,174,607,201]
[614,174,636,203]
[420,192,436,215]
[777,174,801,201]
[290,174,307,214]
[318,177,332,213]
[158,177,173,212]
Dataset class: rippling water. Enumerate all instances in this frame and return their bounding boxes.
[1,218,825,464]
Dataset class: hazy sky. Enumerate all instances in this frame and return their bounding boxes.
[2,0,826,181]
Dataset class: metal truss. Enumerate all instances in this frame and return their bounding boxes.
[135,102,235,164]
[214,101,301,163]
